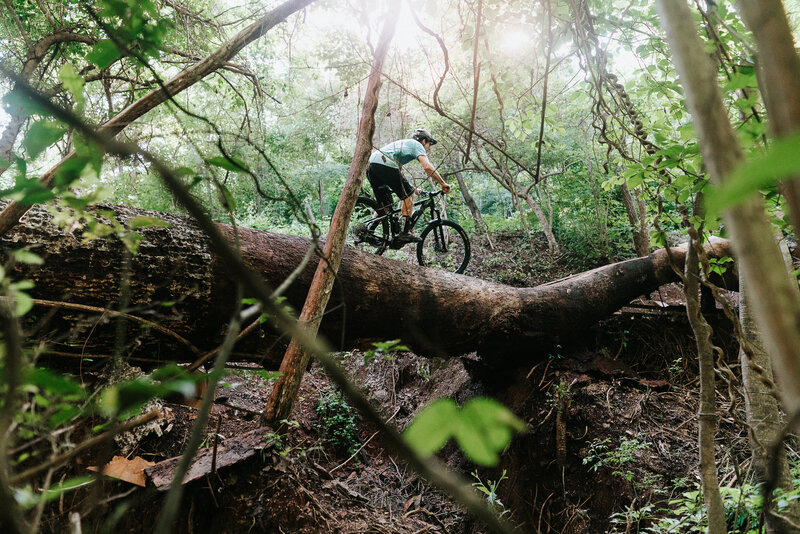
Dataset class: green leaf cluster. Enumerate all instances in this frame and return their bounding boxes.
[87,0,173,69]
[706,131,800,217]
[363,339,409,364]
[315,386,359,456]
[404,397,526,466]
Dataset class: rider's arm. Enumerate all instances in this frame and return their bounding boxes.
[418,154,451,193]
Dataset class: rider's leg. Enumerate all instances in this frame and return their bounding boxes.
[401,194,415,233]
[367,165,393,215]
[398,170,417,235]
[401,194,414,217]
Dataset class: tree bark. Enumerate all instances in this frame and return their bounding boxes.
[740,274,800,532]
[620,183,649,257]
[0,0,315,235]
[262,13,397,424]
[520,187,560,255]
[3,203,735,367]
[454,171,494,251]
[739,237,800,532]
[683,234,727,533]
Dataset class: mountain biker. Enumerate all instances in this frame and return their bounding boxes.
[366,128,451,242]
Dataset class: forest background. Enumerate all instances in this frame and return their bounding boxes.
[4,0,800,532]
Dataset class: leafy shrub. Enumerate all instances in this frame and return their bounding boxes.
[583,435,650,482]
[608,482,800,533]
[315,386,359,456]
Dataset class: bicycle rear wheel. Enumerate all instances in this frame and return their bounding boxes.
[416,219,471,274]
[348,196,389,255]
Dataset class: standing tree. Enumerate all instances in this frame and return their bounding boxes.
[263,12,398,424]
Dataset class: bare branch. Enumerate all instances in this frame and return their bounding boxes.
[464,0,483,162]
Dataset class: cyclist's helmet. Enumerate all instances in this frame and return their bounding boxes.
[411,128,438,145]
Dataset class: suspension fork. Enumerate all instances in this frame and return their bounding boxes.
[428,201,447,251]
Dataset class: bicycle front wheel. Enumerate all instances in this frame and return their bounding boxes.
[347,196,389,255]
[416,220,471,274]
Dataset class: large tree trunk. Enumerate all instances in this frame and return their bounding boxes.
[5,203,734,366]
[740,238,800,532]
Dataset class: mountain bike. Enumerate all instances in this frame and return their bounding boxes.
[347,190,471,274]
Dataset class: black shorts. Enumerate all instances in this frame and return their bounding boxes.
[367,162,414,212]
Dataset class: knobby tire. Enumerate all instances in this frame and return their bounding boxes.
[416,219,471,274]
[347,196,389,255]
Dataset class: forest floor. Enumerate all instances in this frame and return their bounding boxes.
[42,230,749,534]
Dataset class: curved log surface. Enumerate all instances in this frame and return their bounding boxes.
[1,203,734,366]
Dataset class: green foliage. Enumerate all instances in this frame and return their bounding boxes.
[315,386,359,456]
[86,40,122,70]
[582,435,650,482]
[93,0,173,63]
[59,63,86,110]
[253,370,283,382]
[97,364,212,418]
[472,469,510,517]
[22,120,66,160]
[207,156,250,174]
[404,397,526,467]
[707,256,734,276]
[14,476,94,510]
[16,368,88,430]
[363,339,409,364]
[613,482,799,533]
[415,360,431,381]
[706,130,800,217]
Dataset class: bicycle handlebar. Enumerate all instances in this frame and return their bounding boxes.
[417,189,444,198]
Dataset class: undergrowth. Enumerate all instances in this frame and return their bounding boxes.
[315,386,359,456]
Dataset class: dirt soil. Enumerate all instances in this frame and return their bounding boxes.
[40,230,747,534]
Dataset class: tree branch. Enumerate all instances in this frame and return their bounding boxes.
[0,0,317,236]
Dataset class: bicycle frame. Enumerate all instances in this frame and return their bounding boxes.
[373,190,445,237]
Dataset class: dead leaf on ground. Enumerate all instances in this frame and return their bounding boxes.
[88,455,155,487]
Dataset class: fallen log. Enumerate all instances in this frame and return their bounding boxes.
[2,203,734,364]
[144,427,273,490]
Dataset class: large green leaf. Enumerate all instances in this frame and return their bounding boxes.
[22,120,66,160]
[723,69,757,92]
[403,396,526,466]
[14,476,94,509]
[59,63,85,108]
[86,40,121,69]
[207,156,250,173]
[404,398,460,457]
[456,397,526,466]
[1,90,50,117]
[706,131,800,216]
[455,410,499,466]
[129,215,172,229]
[27,368,86,397]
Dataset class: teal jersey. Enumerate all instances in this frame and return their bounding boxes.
[369,139,427,169]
